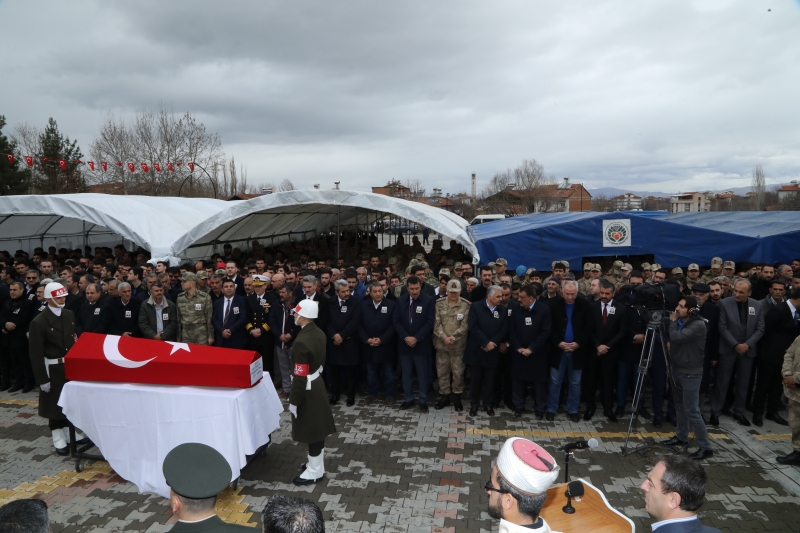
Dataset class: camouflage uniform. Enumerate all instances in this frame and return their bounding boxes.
[196,270,211,294]
[176,283,213,345]
[577,262,593,296]
[700,257,723,284]
[604,260,624,286]
[781,337,800,453]
[433,291,470,395]
[493,258,508,284]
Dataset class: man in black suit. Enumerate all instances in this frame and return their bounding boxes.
[359,282,397,404]
[75,283,108,336]
[105,282,141,337]
[327,279,362,406]
[752,287,800,426]
[508,283,552,418]
[691,284,720,409]
[0,281,35,392]
[399,265,435,299]
[463,285,508,417]
[469,265,494,303]
[211,279,248,349]
[299,275,329,333]
[547,280,590,422]
[246,275,275,379]
[640,456,721,533]
[584,278,628,422]
[393,276,436,412]
[225,260,246,297]
[268,284,300,398]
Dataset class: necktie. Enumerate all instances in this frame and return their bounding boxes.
[602,304,608,326]
[409,299,414,324]
[223,299,231,328]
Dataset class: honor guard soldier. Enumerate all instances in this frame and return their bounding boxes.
[246,275,274,378]
[176,272,214,346]
[28,283,87,455]
[433,280,471,411]
[288,300,337,485]
[162,443,251,532]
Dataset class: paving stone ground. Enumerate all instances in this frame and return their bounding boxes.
[1,386,798,533]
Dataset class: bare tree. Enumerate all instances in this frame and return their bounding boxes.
[478,159,556,215]
[403,178,426,198]
[591,194,614,212]
[751,164,766,211]
[277,179,295,192]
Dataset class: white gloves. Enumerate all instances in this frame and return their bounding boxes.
[289,404,298,418]
[40,383,51,393]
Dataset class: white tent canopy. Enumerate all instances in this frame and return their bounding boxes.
[171,189,479,260]
[0,194,229,258]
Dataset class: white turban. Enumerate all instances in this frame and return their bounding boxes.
[496,437,559,495]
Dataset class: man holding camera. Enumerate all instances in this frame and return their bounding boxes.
[662,296,713,461]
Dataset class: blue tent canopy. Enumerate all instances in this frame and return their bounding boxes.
[466,211,779,271]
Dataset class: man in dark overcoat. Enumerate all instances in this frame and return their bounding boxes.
[393,276,436,412]
[359,282,396,404]
[289,299,336,486]
[326,280,362,406]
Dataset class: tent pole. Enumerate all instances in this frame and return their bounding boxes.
[337,206,340,259]
[355,207,359,258]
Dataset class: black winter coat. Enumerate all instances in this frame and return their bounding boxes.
[359,298,397,364]
[463,301,508,369]
[327,296,362,366]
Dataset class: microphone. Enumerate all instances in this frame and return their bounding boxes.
[562,480,584,514]
[559,438,598,452]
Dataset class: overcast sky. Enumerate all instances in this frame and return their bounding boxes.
[2,0,799,195]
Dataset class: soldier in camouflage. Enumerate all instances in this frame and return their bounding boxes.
[701,257,723,284]
[493,258,508,284]
[176,272,214,345]
[578,262,593,296]
[433,280,471,412]
[196,270,211,294]
[604,260,624,286]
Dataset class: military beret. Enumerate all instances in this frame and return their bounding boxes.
[179,272,197,282]
[641,262,651,269]
[723,261,735,269]
[691,283,710,293]
[622,263,632,271]
[163,443,231,499]
[446,279,462,293]
[613,260,623,268]
[438,268,451,277]
[420,261,429,268]
[495,258,508,266]
[652,263,662,271]
[687,263,699,271]
[591,264,602,272]
[215,269,227,276]
[454,262,463,269]
[195,270,208,279]
[710,257,723,267]
[672,267,684,275]
[583,262,593,270]
[409,259,419,267]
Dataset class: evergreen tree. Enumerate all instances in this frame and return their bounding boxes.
[35,117,85,194]
[0,115,30,195]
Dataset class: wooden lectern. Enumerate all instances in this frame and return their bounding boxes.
[540,479,635,533]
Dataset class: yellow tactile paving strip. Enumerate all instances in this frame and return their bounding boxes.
[466,428,790,440]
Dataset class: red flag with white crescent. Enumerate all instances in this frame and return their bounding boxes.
[41,157,49,163]
[154,163,161,172]
[5,154,14,165]
[24,156,33,167]
[176,162,182,167]
[101,162,108,172]
[126,162,135,172]
[58,159,67,170]
[167,162,174,171]
[87,161,95,171]
[187,162,195,172]
[115,161,123,167]
[64,333,262,388]
[73,159,83,164]
[141,163,149,173]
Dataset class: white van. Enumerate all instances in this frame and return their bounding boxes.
[469,214,506,225]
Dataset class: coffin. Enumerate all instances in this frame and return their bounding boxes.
[65,333,263,389]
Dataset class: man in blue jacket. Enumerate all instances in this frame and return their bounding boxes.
[463,285,508,417]
[359,282,396,405]
[393,276,435,412]
[211,279,248,349]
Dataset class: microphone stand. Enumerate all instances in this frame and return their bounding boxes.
[562,449,575,514]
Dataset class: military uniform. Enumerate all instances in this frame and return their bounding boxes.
[433,293,470,397]
[176,290,213,345]
[604,260,624,286]
[493,258,508,284]
[780,337,800,462]
[28,306,75,424]
[700,257,723,284]
[196,270,211,295]
[577,262,593,296]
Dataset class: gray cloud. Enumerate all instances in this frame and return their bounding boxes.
[1,0,798,194]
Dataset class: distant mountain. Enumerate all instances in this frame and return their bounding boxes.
[587,184,783,199]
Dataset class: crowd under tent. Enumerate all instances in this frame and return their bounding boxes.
[170,189,480,261]
[0,194,229,259]
[466,211,787,272]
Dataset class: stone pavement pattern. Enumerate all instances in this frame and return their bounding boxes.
[1,388,798,533]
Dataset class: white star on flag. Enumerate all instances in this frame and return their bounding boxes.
[165,342,191,355]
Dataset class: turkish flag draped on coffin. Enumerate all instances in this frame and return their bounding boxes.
[65,333,263,388]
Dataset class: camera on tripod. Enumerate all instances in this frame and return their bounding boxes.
[618,282,682,324]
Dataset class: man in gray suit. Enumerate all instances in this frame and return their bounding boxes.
[710,279,765,427]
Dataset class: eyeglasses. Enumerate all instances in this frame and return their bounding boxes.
[484,480,510,494]
[26,276,37,280]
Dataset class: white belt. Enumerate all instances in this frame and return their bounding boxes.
[291,366,323,390]
[44,357,64,378]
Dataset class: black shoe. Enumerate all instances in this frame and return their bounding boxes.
[733,414,751,427]
[513,410,522,418]
[710,414,719,427]
[766,413,789,426]
[661,436,688,447]
[503,398,514,410]
[615,406,625,418]
[55,446,69,456]
[604,410,618,423]
[435,396,451,410]
[776,451,800,465]
[638,406,652,419]
[7,383,22,393]
[486,407,495,416]
[534,411,544,420]
[399,401,414,410]
[0,381,10,392]
[689,449,713,461]
[453,396,463,412]
[665,415,677,426]
[346,397,355,407]
[583,406,596,421]
[21,385,34,393]
[419,403,429,413]
[753,414,764,427]
[469,407,478,416]
[293,474,323,485]
[653,416,663,428]
[569,413,580,423]
[329,395,339,406]
[545,412,555,422]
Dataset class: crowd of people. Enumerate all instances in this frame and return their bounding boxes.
[1,235,799,466]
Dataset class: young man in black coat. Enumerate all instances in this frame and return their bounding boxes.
[359,282,396,404]
[509,283,552,419]
[327,280,362,406]
[0,281,35,392]
[393,276,436,412]
[584,278,628,422]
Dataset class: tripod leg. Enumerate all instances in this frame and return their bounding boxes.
[621,326,656,455]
